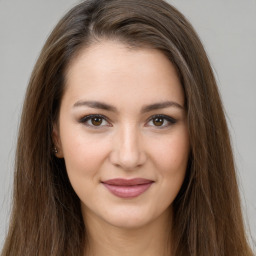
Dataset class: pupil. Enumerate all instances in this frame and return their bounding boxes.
[153,117,164,126]
[92,117,102,126]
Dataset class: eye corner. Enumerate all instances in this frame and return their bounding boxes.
[78,114,112,128]
[146,114,177,128]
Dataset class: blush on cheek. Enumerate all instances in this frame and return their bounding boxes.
[63,138,111,177]
[53,41,192,233]
[152,139,189,167]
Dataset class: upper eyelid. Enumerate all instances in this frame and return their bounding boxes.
[146,114,177,123]
[79,114,112,129]
[79,114,176,125]
[79,114,176,121]
[144,116,176,130]
[79,114,110,122]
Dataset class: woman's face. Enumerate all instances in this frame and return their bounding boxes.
[54,40,190,229]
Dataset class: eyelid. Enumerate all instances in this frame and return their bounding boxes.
[78,113,177,129]
[146,114,177,128]
[79,114,112,128]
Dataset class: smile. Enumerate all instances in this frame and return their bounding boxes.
[101,178,154,198]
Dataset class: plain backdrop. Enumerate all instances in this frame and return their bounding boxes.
[0,0,255,251]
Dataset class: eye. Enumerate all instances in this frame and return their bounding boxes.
[146,114,177,128]
[79,114,111,128]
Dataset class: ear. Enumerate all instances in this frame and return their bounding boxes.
[52,123,64,158]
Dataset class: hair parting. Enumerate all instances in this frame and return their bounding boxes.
[1,0,253,255]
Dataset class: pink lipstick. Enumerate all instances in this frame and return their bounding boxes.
[102,178,154,198]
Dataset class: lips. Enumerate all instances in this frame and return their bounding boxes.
[102,178,154,198]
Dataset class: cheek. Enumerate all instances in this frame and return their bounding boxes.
[151,128,190,172]
[59,125,111,179]
[149,127,190,194]
[60,131,112,202]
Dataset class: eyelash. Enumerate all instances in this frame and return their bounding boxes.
[146,114,177,128]
[79,114,112,129]
[79,114,177,129]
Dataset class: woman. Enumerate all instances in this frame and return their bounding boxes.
[1,0,253,255]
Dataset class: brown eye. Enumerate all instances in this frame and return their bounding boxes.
[153,117,164,126]
[79,114,110,128]
[91,117,103,126]
[147,115,177,128]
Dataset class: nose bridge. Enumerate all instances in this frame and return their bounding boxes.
[111,122,146,169]
[121,124,139,154]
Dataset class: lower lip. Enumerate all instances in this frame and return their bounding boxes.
[102,183,153,198]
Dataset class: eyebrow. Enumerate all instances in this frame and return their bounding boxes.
[73,100,118,112]
[141,101,184,113]
[73,100,184,113]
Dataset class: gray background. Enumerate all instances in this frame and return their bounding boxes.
[0,0,255,251]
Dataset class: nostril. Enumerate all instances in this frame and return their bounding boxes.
[109,149,147,170]
[109,127,147,169]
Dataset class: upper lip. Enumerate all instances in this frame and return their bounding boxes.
[102,178,154,186]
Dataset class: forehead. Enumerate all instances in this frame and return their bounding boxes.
[63,40,184,108]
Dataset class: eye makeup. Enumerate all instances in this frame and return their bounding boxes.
[78,113,177,130]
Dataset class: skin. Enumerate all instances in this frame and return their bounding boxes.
[53,40,190,256]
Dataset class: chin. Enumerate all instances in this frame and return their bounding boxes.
[100,205,168,230]
[105,214,152,230]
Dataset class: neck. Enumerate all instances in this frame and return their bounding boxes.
[83,208,173,256]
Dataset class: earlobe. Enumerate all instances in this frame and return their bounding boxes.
[52,123,64,158]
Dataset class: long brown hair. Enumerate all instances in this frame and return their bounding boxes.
[1,0,253,255]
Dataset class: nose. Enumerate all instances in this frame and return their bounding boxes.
[109,124,147,170]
